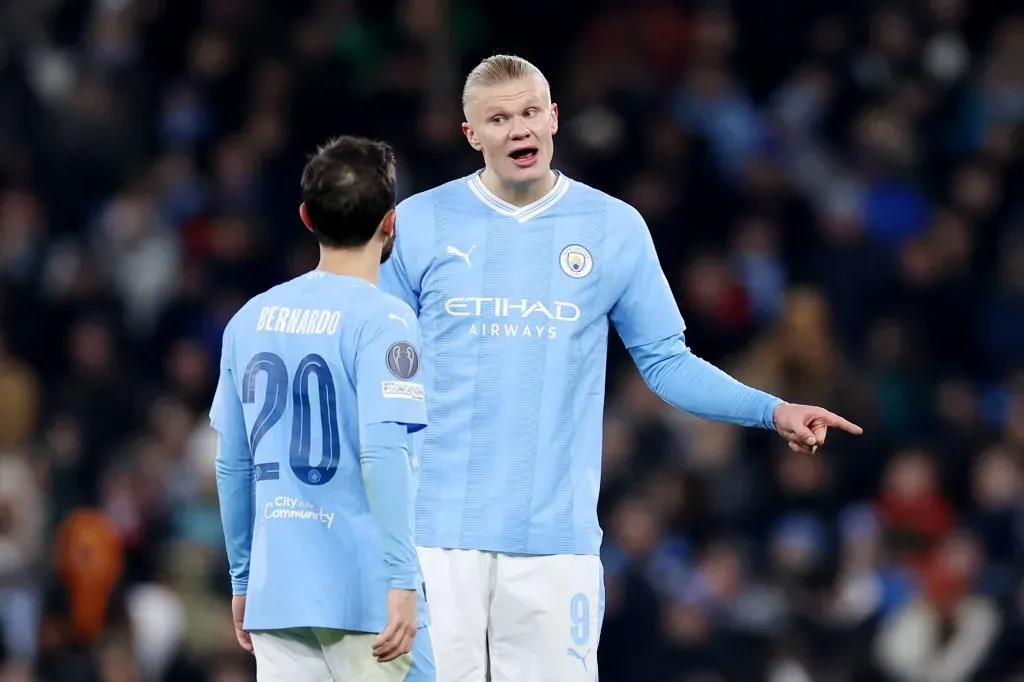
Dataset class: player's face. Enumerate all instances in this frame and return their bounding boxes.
[462,77,558,185]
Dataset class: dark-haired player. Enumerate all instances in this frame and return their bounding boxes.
[212,136,435,681]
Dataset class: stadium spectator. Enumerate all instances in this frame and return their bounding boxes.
[0,0,1021,679]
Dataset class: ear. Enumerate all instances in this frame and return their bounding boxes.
[462,121,482,151]
[379,208,396,240]
[550,103,559,136]
[298,203,313,232]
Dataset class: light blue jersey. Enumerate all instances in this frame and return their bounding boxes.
[211,271,430,632]
[380,172,688,556]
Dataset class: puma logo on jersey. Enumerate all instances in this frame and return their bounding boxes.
[445,244,476,267]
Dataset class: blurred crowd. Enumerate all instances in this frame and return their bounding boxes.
[0,0,1023,680]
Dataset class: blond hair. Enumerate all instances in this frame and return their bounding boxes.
[461,54,550,113]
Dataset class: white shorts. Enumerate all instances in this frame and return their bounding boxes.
[417,547,604,682]
[251,626,435,682]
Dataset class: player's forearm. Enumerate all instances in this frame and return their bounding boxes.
[214,432,255,596]
[359,421,419,590]
[630,335,782,430]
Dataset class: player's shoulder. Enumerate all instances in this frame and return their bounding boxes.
[223,288,273,338]
[233,277,300,318]
[363,287,417,319]
[397,175,472,215]
[564,177,647,230]
[223,274,323,334]
[396,188,434,217]
[394,176,478,260]
[351,287,418,332]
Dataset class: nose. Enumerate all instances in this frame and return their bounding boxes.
[509,116,531,139]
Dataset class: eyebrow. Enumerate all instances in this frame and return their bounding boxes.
[483,100,542,116]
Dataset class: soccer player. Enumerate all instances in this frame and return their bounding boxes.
[379,55,863,681]
[212,136,435,681]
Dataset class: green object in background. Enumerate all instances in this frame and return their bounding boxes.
[876,369,922,437]
[449,0,488,55]
[334,19,378,65]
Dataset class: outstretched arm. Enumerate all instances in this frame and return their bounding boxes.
[610,205,861,451]
[629,335,781,429]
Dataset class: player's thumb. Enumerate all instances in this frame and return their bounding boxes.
[791,425,817,446]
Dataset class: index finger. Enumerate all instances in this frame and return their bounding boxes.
[824,412,863,435]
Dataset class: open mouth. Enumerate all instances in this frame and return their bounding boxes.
[508,147,539,167]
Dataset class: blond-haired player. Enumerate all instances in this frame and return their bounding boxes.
[380,54,862,681]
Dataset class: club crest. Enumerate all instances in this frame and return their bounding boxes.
[559,244,593,278]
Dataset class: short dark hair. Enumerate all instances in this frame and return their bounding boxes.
[300,136,397,249]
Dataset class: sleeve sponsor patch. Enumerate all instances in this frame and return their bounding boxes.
[381,380,425,401]
[386,341,420,380]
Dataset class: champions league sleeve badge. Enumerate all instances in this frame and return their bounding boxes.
[386,341,421,380]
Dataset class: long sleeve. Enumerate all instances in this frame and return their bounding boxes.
[210,338,254,597]
[215,427,254,596]
[629,335,782,430]
[359,421,419,590]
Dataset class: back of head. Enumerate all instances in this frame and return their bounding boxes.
[300,136,396,249]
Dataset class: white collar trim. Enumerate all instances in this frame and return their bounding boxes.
[467,171,571,223]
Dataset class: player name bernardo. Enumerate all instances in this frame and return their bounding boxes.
[256,306,341,335]
[444,297,580,340]
[263,495,335,529]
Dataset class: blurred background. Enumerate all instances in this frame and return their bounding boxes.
[1,0,1023,680]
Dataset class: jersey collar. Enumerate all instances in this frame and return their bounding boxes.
[467,170,571,223]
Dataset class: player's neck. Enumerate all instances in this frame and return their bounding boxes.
[480,168,557,207]
[316,248,379,285]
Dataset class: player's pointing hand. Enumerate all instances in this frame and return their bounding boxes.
[773,403,863,455]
